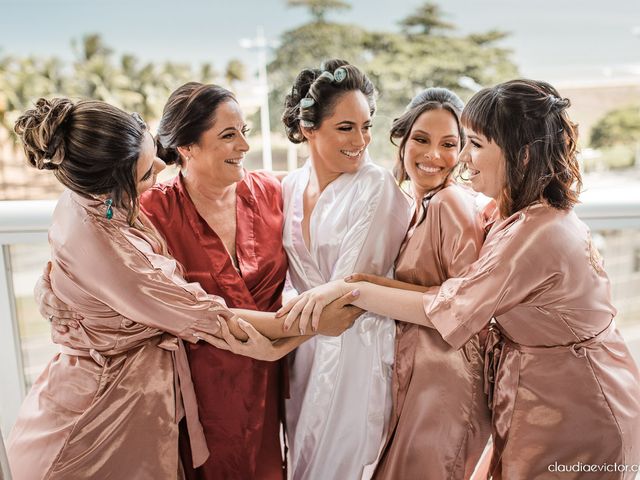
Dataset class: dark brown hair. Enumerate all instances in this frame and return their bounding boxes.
[282,59,376,144]
[15,97,147,224]
[390,87,465,185]
[462,79,581,217]
[155,82,236,166]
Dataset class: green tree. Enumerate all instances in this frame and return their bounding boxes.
[268,0,517,162]
[225,59,246,85]
[400,2,455,35]
[590,106,640,149]
[287,0,350,22]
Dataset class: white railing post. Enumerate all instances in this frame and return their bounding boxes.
[0,245,26,437]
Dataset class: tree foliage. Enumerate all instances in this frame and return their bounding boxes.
[399,2,455,35]
[590,105,640,149]
[0,34,245,141]
[268,0,518,160]
[287,0,351,22]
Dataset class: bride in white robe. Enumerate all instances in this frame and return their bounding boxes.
[280,60,411,480]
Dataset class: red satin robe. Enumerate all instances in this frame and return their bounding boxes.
[141,171,288,480]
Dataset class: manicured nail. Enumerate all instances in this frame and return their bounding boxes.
[345,275,352,281]
[351,289,360,297]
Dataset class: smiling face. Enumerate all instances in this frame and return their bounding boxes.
[183,99,249,188]
[402,108,460,198]
[304,90,372,175]
[136,132,166,194]
[459,125,506,201]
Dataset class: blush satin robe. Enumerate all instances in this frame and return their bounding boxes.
[8,190,227,480]
[373,183,492,480]
[141,171,289,480]
[282,158,411,480]
[425,202,640,480]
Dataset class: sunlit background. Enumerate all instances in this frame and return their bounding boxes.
[1,0,639,455]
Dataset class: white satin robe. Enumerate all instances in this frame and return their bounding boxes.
[282,159,411,480]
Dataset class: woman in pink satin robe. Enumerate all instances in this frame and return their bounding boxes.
[34,84,360,480]
[7,98,235,479]
[280,79,640,479]
[370,88,491,480]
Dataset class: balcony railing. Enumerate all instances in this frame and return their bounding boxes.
[1,197,640,439]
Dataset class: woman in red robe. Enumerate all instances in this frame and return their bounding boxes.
[145,83,288,480]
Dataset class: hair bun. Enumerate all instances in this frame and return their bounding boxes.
[155,136,181,165]
[14,97,74,170]
[282,68,321,144]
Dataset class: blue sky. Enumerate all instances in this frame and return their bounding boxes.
[1,0,639,83]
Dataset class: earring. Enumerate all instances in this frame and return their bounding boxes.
[104,199,113,219]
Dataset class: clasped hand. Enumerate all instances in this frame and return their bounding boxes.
[276,279,356,334]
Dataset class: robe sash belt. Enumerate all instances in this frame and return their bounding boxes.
[482,319,616,474]
[60,333,209,468]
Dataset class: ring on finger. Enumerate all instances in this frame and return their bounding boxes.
[48,314,53,322]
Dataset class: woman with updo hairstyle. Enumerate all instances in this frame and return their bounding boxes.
[144,81,317,480]
[278,59,411,479]
[34,83,363,480]
[345,87,493,480]
[7,97,239,479]
[279,79,640,479]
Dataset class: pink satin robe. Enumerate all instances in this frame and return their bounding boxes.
[374,184,492,480]
[425,203,640,479]
[140,171,288,480]
[8,190,227,480]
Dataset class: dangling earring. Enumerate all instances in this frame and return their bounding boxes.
[104,199,113,219]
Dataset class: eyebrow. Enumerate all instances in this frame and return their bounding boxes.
[218,124,248,136]
[412,129,458,139]
[467,134,483,142]
[335,120,371,126]
[218,126,237,135]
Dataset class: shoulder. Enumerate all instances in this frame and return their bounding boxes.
[282,166,304,188]
[352,162,400,202]
[521,204,583,247]
[355,161,395,185]
[431,184,479,219]
[486,204,576,260]
[427,184,483,239]
[245,170,282,198]
[431,183,476,209]
[140,176,180,219]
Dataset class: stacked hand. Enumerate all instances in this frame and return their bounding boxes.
[193,315,281,361]
[276,280,355,334]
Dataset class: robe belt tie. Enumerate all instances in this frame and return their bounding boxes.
[60,333,209,468]
[482,319,615,476]
[483,319,615,411]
